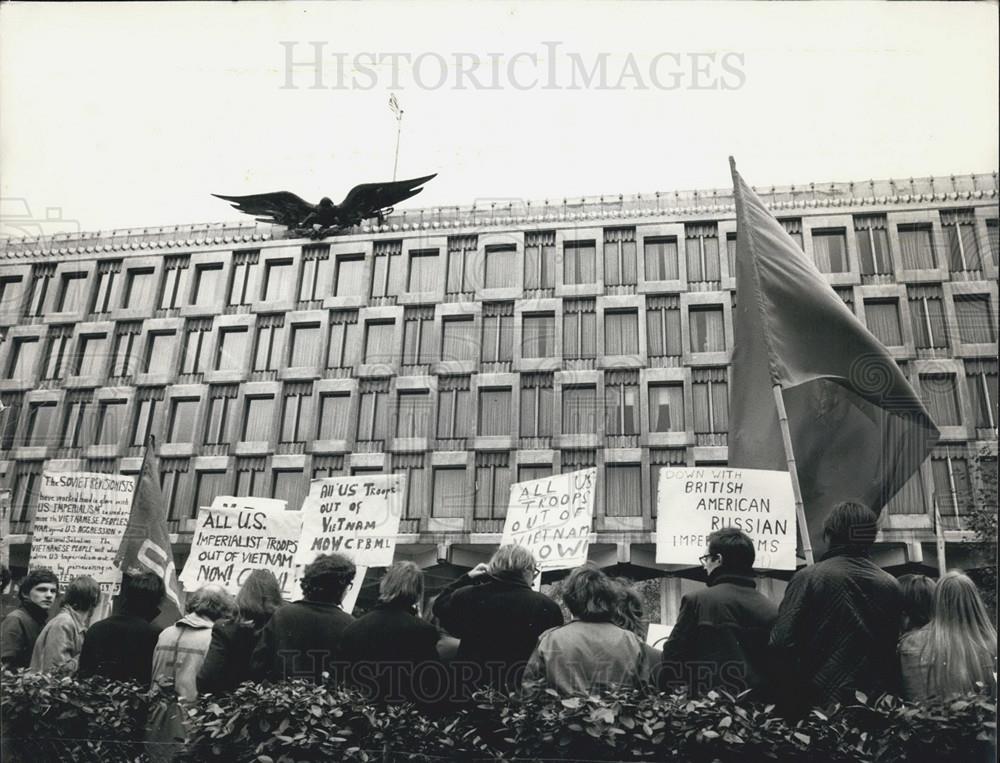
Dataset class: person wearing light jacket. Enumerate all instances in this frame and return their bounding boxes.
[30,575,100,674]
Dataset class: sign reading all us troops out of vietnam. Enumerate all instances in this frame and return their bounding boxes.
[294,473,406,569]
[502,468,596,572]
[655,466,797,570]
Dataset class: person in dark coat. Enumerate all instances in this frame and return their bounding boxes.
[770,501,903,711]
[340,561,442,706]
[78,571,163,684]
[197,569,284,695]
[660,528,778,697]
[251,553,356,683]
[433,545,563,693]
[0,568,58,670]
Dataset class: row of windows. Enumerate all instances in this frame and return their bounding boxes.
[2,211,997,323]
[5,360,996,454]
[3,287,995,385]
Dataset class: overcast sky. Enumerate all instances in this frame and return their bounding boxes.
[1,2,997,235]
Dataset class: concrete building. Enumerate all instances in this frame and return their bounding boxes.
[1,172,997,611]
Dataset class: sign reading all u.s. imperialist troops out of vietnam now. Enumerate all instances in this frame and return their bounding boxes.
[179,496,302,599]
[29,471,136,591]
[655,466,797,570]
[502,468,596,571]
[294,474,406,569]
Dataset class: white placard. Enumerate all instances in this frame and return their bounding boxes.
[178,496,301,598]
[646,623,673,648]
[340,565,367,614]
[655,466,796,570]
[502,468,596,571]
[30,471,135,592]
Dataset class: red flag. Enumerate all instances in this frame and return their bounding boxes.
[727,159,940,556]
[115,436,184,621]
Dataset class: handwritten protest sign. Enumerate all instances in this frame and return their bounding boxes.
[502,468,596,572]
[294,474,405,569]
[179,496,301,598]
[655,466,796,570]
[29,471,135,591]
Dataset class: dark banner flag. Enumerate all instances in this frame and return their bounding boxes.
[115,436,184,622]
[727,159,940,557]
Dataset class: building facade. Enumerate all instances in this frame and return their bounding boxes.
[1,172,997,594]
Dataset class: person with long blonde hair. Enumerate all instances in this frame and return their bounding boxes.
[899,571,997,701]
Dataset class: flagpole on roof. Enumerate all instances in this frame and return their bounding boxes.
[390,93,404,181]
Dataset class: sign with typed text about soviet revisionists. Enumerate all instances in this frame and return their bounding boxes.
[29,471,136,591]
[294,474,405,569]
[178,496,301,598]
[655,466,796,570]
[502,468,596,571]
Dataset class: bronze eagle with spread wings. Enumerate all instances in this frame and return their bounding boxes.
[213,173,437,239]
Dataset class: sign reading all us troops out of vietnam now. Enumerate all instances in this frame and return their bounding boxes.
[655,466,797,570]
[502,468,596,571]
[294,474,406,569]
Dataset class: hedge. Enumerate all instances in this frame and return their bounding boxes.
[1,669,995,762]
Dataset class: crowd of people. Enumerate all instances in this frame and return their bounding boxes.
[1,501,996,752]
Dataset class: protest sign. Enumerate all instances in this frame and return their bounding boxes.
[294,474,405,569]
[502,468,596,571]
[646,623,673,648]
[655,466,796,570]
[29,471,136,591]
[179,496,301,598]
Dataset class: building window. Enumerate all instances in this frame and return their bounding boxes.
[41,328,72,381]
[327,312,360,369]
[523,312,556,358]
[25,402,56,446]
[644,236,679,281]
[24,264,55,317]
[228,251,259,307]
[563,240,597,285]
[481,303,514,363]
[60,396,91,448]
[123,268,156,309]
[931,454,972,516]
[484,245,517,289]
[602,228,637,287]
[333,254,365,297]
[235,459,268,499]
[110,324,142,378]
[726,233,737,276]
[646,296,682,358]
[288,323,321,367]
[563,300,596,360]
[402,307,435,366]
[854,215,892,275]
[563,385,598,435]
[437,377,472,439]
[396,389,431,438]
[299,246,332,302]
[203,386,236,445]
[863,300,903,346]
[649,383,684,432]
[252,312,285,371]
[192,264,224,307]
[650,449,686,517]
[475,452,512,520]
[779,219,803,250]
[519,464,552,483]
[965,360,998,429]
[0,277,23,317]
[685,223,721,282]
[7,337,39,381]
[11,464,42,525]
[406,248,440,292]
[605,464,641,517]
[167,398,200,443]
[920,374,961,427]
[56,273,87,313]
[242,396,275,441]
[90,261,121,314]
[194,471,228,515]
[811,228,849,273]
[478,387,512,436]
[272,469,308,510]
[130,393,160,447]
[440,316,477,362]
[158,257,190,310]
[159,460,190,522]
[280,384,314,444]
[318,392,351,440]
[605,372,639,436]
[520,374,554,438]
[692,369,728,437]
[180,320,212,375]
[446,235,478,295]
[898,224,937,270]
[216,327,248,371]
[954,295,994,344]
[75,334,108,378]
[262,259,294,302]
[143,332,176,375]
[363,320,396,365]
[432,466,469,518]
[604,310,639,356]
[95,400,126,446]
[371,240,404,298]
[908,287,949,349]
[987,219,999,266]
[941,209,982,273]
[524,231,556,291]
[356,381,389,442]
[689,306,726,353]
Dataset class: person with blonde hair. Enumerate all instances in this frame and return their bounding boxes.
[30,575,100,674]
[899,571,997,701]
[433,544,563,693]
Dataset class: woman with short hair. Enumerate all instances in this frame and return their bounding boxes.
[29,575,100,674]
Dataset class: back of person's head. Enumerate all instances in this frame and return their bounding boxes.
[899,573,936,632]
[120,571,165,616]
[925,571,997,697]
[0,564,11,593]
[186,584,237,622]
[822,501,878,547]
[488,545,536,581]
[707,527,756,572]
[18,568,59,602]
[236,569,284,627]
[562,564,619,622]
[63,575,101,612]
[611,577,644,635]
[378,561,423,608]
[301,553,356,604]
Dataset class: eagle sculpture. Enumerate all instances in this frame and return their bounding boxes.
[213,173,437,239]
